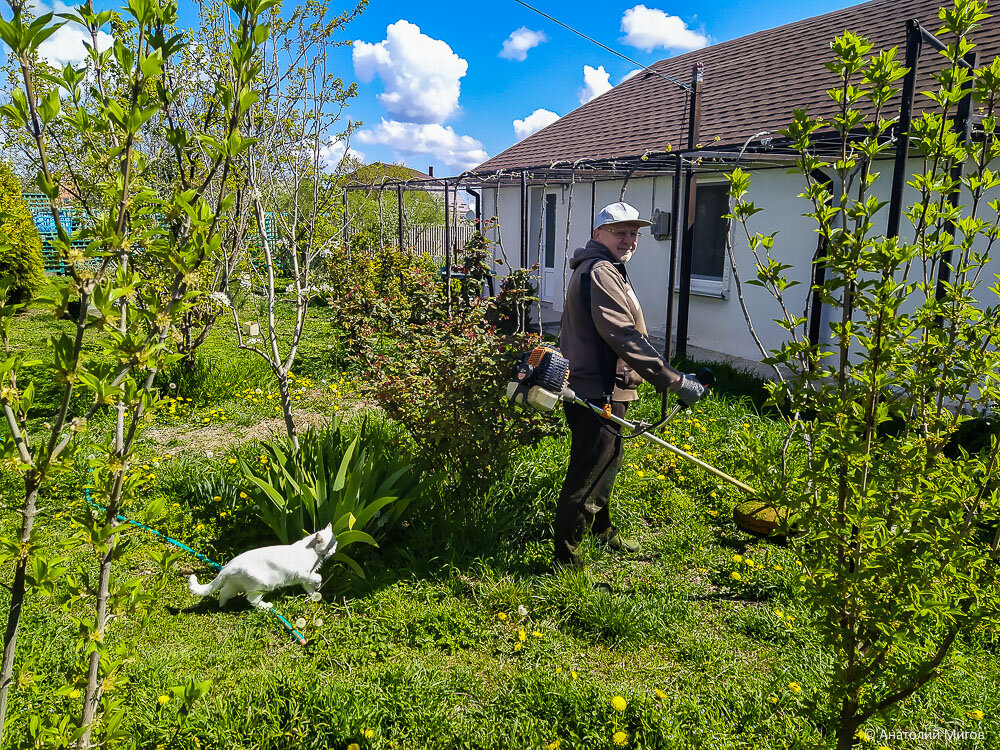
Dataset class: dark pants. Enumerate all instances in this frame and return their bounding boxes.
[553,400,628,565]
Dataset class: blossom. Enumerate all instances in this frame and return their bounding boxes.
[731,571,742,581]
[967,709,984,720]
[157,694,170,705]
[69,689,81,699]
[654,688,667,700]
[309,592,322,602]
[788,682,801,694]
[517,629,527,642]
[208,291,232,308]
[611,695,627,712]
[612,731,628,746]
[295,618,306,629]
[362,729,373,739]
[547,741,561,750]
[496,612,507,621]
[347,744,360,750]
[732,554,743,563]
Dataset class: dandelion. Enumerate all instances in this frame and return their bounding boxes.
[309,591,322,602]
[732,554,743,563]
[205,451,214,459]
[157,694,170,705]
[774,565,783,572]
[228,458,237,465]
[855,729,871,742]
[708,510,719,517]
[774,609,784,618]
[69,689,81,699]
[571,671,578,680]
[295,618,306,629]
[213,496,222,502]
[497,612,507,621]
[769,696,778,704]
[517,629,527,642]
[314,618,324,627]
[363,729,373,739]
[547,741,561,750]
[788,682,801,694]
[240,492,248,499]
[533,631,543,638]
[968,710,984,720]
[514,643,522,652]
[347,745,360,750]
[555,667,562,674]
[611,695,627,712]
[654,688,667,700]
[612,731,628,746]
[517,604,528,617]
[731,571,742,581]
[743,558,754,567]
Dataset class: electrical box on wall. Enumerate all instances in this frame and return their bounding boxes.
[651,209,672,240]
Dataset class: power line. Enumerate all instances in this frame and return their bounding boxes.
[511,0,690,92]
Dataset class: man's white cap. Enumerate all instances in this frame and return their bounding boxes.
[593,201,652,231]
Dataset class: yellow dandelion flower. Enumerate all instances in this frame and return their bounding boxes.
[533,631,543,638]
[731,571,742,581]
[69,689,81,699]
[363,729,373,739]
[654,688,667,700]
[743,558,754,567]
[157,694,170,705]
[240,492,248,499]
[228,458,237,465]
[855,729,871,742]
[611,695,627,712]
[769,696,778,704]
[613,731,628,746]
[347,744,360,750]
[213,496,222,502]
[732,554,743,563]
[518,629,527,642]
[774,565,783,572]
[788,682,801,694]
[514,643,522,652]
[775,609,784,618]
[968,710,984,721]
[708,510,719,517]
[571,671,578,680]
[547,741,561,750]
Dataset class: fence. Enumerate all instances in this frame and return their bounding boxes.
[349,223,477,261]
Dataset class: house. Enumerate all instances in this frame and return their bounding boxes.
[467,0,1000,371]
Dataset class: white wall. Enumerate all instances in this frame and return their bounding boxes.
[484,160,1000,371]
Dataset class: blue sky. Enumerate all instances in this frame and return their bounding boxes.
[328,0,860,174]
[14,0,862,173]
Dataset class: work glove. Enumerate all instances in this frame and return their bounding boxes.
[674,373,705,407]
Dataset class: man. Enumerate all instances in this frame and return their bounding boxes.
[554,201,705,568]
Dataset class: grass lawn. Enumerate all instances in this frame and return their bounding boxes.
[2,280,998,750]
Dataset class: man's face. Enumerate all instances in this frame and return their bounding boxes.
[593,222,643,263]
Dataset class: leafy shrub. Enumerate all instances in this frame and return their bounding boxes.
[365,302,559,494]
[240,415,427,576]
[0,162,44,305]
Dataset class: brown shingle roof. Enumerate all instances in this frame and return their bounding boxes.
[476,0,1000,171]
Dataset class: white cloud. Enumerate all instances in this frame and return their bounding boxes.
[513,108,559,141]
[578,65,612,105]
[499,27,547,62]
[620,5,708,53]
[620,68,643,83]
[356,119,488,172]
[319,139,365,172]
[353,20,468,124]
[32,1,113,67]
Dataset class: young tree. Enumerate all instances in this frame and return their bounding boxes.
[0,0,267,744]
[727,1,1000,745]
[0,161,44,304]
[213,0,365,451]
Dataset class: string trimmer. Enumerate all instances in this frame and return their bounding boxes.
[507,345,759,497]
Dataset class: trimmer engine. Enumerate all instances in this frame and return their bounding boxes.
[506,346,575,412]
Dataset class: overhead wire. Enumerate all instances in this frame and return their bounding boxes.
[511,0,690,92]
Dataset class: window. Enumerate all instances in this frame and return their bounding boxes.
[674,181,731,298]
[544,193,556,268]
[693,183,729,280]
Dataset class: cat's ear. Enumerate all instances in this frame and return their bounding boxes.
[323,523,332,534]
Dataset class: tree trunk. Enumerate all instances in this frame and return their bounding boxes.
[835,697,861,750]
[0,473,40,747]
[77,497,120,749]
[276,372,299,453]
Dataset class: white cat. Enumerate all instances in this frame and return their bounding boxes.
[188,524,337,610]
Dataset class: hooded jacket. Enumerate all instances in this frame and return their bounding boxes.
[560,239,679,401]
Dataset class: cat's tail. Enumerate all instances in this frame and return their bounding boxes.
[188,574,220,597]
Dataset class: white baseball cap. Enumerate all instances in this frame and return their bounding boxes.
[593,201,652,230]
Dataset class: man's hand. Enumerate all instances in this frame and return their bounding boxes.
[674,373,705,407]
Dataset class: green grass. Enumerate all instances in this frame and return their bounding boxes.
[2,282,999,749]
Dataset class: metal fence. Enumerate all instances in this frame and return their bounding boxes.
[350,223,477,261]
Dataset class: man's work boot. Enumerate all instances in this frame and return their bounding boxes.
[596,528,640,554]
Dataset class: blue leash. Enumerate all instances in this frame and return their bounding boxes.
[83,480,307,645]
